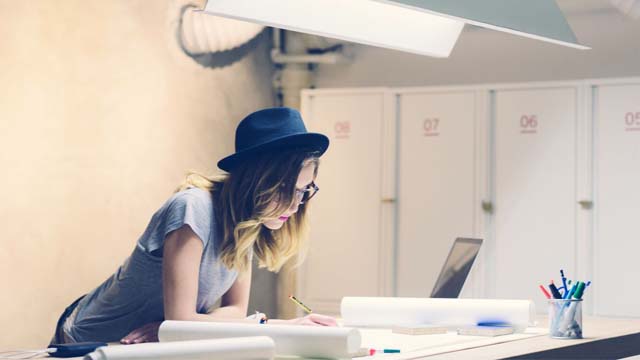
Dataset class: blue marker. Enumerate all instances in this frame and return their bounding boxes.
[560,270,568,296]
[477,322,511,327]
[563,283,576,299]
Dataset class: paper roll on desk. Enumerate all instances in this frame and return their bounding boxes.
[84,336,275,360]
[341,297,536,332]
[158,321,361,359]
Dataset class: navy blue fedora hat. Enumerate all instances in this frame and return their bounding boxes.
[217,107,330,172]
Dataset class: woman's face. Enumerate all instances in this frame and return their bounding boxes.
[262,162,316,230]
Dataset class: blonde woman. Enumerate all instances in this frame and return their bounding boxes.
[50,107,336,345]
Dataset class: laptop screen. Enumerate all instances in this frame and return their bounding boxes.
[430,238,483,298]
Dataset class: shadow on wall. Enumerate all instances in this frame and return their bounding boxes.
[176,4,271,69]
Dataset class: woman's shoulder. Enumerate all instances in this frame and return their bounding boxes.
[168,187,213,212]
[137,187,216,254]
[163,187,215,231]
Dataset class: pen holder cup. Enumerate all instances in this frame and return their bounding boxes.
[548,299,583,339]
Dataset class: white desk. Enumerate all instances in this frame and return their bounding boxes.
[422,316,640,359]
[60,316,640,359]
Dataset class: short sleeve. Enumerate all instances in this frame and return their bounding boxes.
[139,188,213,255]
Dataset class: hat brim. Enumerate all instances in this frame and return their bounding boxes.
[217,133,330,172]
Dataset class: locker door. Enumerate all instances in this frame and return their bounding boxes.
[396,91,478,297]
[299,92,392,314]
[593,84,640,317]
[493,88,577,313]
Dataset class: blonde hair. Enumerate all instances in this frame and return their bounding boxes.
[176,149,320,273]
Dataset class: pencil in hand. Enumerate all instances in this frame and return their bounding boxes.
[289,294,313,314]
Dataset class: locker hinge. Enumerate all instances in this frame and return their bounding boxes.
[481,201,494,214]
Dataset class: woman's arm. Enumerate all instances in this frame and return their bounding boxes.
[162,224,205,320]
[121,225,254,344]
[209,264,251,318]
[120,225,335,344]
[163,224,253,322]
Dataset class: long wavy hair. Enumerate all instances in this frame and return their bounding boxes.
[176,148,320,273]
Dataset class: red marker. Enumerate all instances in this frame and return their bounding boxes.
[539,285,552,299]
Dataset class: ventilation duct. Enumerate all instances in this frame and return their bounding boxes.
[180,6,264,55]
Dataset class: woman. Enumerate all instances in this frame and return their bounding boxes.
[51,107,337,345]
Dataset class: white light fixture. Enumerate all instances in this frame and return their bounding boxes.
[202,0,464,58]
[202,0,588,58]
[384,0,589,50]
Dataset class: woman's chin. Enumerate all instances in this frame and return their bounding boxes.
[263,220,285,230]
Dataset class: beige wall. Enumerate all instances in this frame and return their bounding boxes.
[0,0,274,348]
[315,10,640,87]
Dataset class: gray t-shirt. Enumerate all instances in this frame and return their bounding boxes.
[66,187,238,342]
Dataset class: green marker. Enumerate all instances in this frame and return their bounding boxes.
[572,281,586,299]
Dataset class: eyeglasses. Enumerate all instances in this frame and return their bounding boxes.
[294,182,319,204]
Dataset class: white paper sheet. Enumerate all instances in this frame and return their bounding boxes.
[341,297,536,332]
[362,327,548,359]
[158,321,361,359]
[84,336,275,360]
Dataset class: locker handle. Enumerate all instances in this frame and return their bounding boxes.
[382,198,396,203]
[578,200,593,209]
[481,201,494,214]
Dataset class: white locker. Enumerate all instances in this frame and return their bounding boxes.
[298,78,639,319]
[299,90,394,315]
[396,91,480,297]
[492,87,578,313]
[593,83,640,317]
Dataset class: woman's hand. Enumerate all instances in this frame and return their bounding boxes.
[120,321,161,344]
[286,313,338,326]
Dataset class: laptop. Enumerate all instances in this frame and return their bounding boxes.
[430,238,483,298]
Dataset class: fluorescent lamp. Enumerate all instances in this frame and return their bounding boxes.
[202,0,588,58]
[378,0,590,49]
[202,0,464,58]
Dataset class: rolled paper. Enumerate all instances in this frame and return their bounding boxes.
[84,336,275,360]
[159,321,361,359]
[341,297,536,332]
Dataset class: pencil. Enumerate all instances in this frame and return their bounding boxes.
[289,294,313,314]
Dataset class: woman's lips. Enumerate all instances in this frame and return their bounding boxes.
[279,216,289,221]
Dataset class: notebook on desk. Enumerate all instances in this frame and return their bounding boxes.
[430,237,483,298]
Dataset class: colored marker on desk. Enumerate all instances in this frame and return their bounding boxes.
[370,349,401,355]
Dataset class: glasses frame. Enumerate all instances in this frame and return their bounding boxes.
[295,181,319,205]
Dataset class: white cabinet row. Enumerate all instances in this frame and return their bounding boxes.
[298,78,640,318]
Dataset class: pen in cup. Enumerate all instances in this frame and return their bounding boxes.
[549,281,562,299]
[539,285,552,299]
[560,269,568,296]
